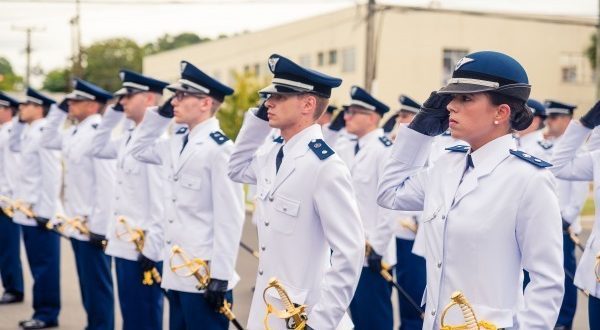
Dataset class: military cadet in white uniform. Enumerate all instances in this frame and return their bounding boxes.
[381,94,420,140]
[336,85,395,330]
[0,92,24,305]
[228,54,365,330]
[41,79,116,330]
[9,88,62,329]
[89,71,168,330]
[548,100,600,330]
[519,100,588,330]
[377,51,564,329]
[127,61,245,330]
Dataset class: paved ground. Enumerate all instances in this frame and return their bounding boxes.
[0,214,594,329]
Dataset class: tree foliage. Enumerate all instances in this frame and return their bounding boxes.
[42,68,71,92]
[0,57,23,91]
[218,71,266,140]
[82,37,143,92]
[143,32,209,55]
[586,33,597,70]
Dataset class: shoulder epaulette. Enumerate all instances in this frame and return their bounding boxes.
[91,123,98,129]
[175,127,188,135]
[509,149,552,168]
[379,136,393,147]
[209,131,230,145]
[308,139,334,160]
[445,145,469,153]
[273,136,284,144]
[537,140,553,150]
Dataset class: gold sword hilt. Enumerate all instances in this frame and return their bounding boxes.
[50,214,73,234]
[0,195,16,217]
[399,218,418,234]
[595,252,600,283]
[13,200,35,218]
[116,216,161,285]
[440,291,497,330]
[263,277,307,330]
[70,216,90,236]
[169,245,210,290]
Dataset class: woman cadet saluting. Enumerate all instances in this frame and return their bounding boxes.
[377,51,564,329]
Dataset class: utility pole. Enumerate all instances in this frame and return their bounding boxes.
[12,26,45,87]
[70,0,83,81]
[364,0,376,92]
[596,0,600,98]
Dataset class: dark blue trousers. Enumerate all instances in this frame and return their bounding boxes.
[589,295,600,330]
[21,225,60,323]
[557,233,577,328]
[167,290,232,330]
[0,211,24,295]
[349,267,393,330]
[115,257,163,330]
[395,238,426,330]
[71,239,114,330]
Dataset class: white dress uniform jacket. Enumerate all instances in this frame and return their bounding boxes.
[0,118,21,200]
[550,121,600,298]
[9,118,61,225]
[41,105,116,239]
[336,128,396,266]
[228,111,364,330]
[519,130,588,234]
[89,106,165,262]
[127,108,245,292]
[377,128,564,329]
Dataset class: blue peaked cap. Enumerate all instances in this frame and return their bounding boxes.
[66,79,113,103]
[438,51,531,102]
[349,85,389,116]
[526,99,546,118]
[398,94,421,113]
[0,92,20,108]
[544,100,576,115]
[167,61,234,102]
[114,69,168,96]
[24,87,55,107]
[259,54,342,98]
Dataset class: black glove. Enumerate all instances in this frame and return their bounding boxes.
[328,109,346,131]
[408,91,451,136]
[253,97,269,121]
[112,98,124,112]
[88,232,107,250]
[305,325,314,330]
[57,99,69,113]
[382,114,399,133]
[34,217,50,230]
[158,97,175,118]
[138,253,156,272]
[204,278,228,311]
[367,248,383,273]
[579,100,600,129]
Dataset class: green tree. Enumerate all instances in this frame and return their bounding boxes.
[82,38,143,91]
[586,34,597,70]
[0,57,23,91]
[143,32,209,55]
[42,68,71,92]
[218,71,265,140]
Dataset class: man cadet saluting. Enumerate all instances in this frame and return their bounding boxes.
[228,54,365,330]
[9,88,61,329]
[41,79,116,330]
[90,71,168,330]
[0,92,24,306]
[336,86,396,330]
[126,61,245,330]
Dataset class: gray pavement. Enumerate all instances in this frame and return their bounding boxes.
[0,214,594,329]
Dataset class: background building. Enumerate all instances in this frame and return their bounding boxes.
[144,4,597,114]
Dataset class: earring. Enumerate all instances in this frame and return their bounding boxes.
[494,120,499,125]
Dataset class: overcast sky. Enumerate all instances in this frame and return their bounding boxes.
[0,0,596,87]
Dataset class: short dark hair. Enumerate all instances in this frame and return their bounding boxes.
[487,92,532,131]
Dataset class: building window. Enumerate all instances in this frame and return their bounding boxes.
[442,49,468,86]
[254,63,260,76]
[243,65,250,74]
[299,54,311,67]
[341,47,356,73]
[561,66,577,83]
[317,52,325,67]
[329,50,338,65]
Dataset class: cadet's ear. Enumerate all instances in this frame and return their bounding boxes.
[495,103,511,126]
[300,94,316,116]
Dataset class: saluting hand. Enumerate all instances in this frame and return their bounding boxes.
[328,109,346,132]
[579,99,600,129]
[158,96,175,118]
[253,96,269,121]
[408,91,451,136]
[112,97,124,112]
[57,99,69,113]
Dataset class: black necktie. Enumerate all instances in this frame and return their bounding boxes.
[275,146,284,173]
[180,134,189,155]
[125,134,132,145]
[354,141,360,155]
[466,154,474,169]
